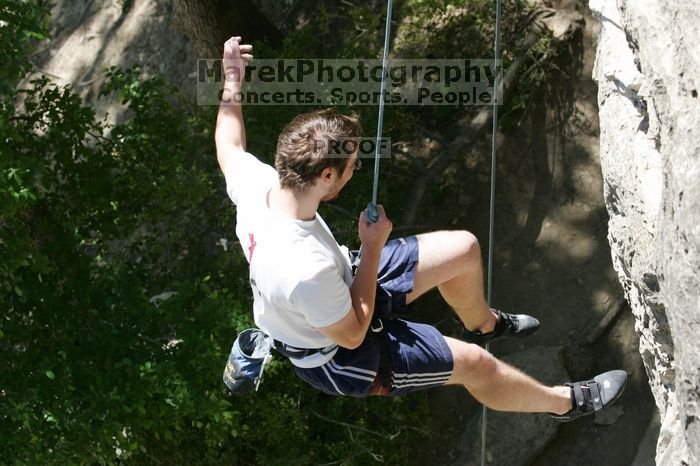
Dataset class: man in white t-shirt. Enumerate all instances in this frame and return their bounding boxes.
[217,37,627,420]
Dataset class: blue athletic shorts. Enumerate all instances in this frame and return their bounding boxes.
[293,236,454,397]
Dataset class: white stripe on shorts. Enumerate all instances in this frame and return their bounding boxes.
[392,371,452,388]
[321,365,345,395]
[327,361,376,383]
[392,370,453,379]
[328,360,377,378]
[392,377,451,389]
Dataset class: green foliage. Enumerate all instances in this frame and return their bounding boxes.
[0,6,429,465]
[1,67,431,465]
[0,0,49,93]
[1,0,566,463]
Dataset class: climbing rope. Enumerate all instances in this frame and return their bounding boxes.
[366,0,393,223]
[366,2,502,463]
[482,0,503,465]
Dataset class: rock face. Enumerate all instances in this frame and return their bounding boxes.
[589,1,700,464]
[26,0,197,123]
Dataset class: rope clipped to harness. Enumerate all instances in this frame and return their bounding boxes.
[366,0,393,223]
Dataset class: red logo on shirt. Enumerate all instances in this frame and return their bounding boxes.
[248,233,257,263]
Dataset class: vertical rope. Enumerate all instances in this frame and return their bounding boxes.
[367,0,393,223]
[482,0,502,465]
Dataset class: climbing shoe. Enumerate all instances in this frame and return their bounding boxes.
[460,309,540,345]
[550,370,628,422]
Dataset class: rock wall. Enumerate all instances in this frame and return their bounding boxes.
[26,0,197,123]
[589,1,699,464]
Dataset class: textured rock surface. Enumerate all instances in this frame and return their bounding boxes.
[25,0,197,123]
[589,0,700,464]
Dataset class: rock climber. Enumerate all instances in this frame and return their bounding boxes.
[217,36,627,420]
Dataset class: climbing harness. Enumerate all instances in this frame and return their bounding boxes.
[369,316,393,396]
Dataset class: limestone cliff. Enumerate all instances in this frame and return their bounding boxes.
[590,1,699,463]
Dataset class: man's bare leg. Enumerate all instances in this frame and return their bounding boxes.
[444,336,572,414]
[402,231,626,417]
[405,230,497,332]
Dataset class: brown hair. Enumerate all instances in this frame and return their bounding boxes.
[275,108,362,191]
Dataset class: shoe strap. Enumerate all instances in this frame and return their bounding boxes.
[571,379,604,413]
[589,380,603,411]
[572,382,587,412]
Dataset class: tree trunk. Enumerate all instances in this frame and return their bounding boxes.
[173,0,283,58]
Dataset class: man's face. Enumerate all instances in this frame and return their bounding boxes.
[321,152,359,202]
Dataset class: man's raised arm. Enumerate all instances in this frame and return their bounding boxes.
[215,36,253,174]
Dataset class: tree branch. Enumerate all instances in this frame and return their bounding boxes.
[399,21,550,226]
[312,412,400,440]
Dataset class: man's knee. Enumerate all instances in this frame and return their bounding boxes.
[453,230,481,267]
[447,339,498,385]
[461,343,497,375]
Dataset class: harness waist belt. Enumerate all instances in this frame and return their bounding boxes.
[274,341,337,360]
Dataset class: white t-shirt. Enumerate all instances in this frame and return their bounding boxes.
[224,151,353,367]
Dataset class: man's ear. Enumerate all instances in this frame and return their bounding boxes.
[320,166,337,184]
